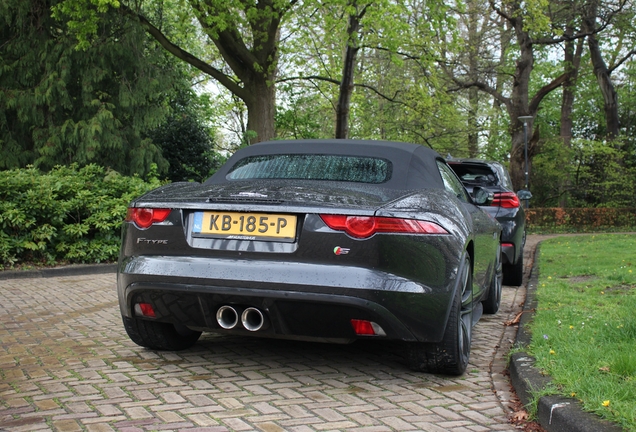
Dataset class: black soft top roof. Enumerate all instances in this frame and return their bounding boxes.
[206,139,446,190]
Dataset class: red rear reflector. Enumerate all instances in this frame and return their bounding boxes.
[320,215,448,239]
[351,319,376,335]
[491,192,520,208]
[501,242,514,248]
[134,303,156,318]
[126,208,171,229]
[350,319,386,336]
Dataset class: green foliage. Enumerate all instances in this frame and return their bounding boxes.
[519,0,552,35]
[51,0,121,50]
[275,87,330,140]
[531,138,636,207]
[148,91,225,182]
[0,165,161,268]
[277,0,465,149]
[0,0,178,176]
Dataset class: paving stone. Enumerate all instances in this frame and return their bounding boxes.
[155,411,185,423]
[0,266,526,432]
[185,413,221,427]
[85,423,117,432]
[221,417,254,431]
[52,419,82,431]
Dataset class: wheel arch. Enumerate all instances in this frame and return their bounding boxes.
[465,240,475,277]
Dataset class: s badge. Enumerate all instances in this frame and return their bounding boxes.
[334,246,350,255]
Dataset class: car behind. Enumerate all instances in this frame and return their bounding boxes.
[447,158,526,286]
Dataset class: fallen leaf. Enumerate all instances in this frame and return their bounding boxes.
[512,410,529,422]
[505,312,523,326]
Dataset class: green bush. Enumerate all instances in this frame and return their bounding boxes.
[0,164,161,268]
[531,138,636,208]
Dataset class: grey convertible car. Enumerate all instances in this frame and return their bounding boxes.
[117,140,502,375]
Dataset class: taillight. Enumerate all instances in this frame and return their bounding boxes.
[491,192,520,208]
[125,208,172,229]
[320,215,448,239]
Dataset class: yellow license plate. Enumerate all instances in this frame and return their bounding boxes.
[192,211,297,241]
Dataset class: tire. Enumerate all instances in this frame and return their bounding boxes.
[503,251,523,286]
[122,316,201,351]
[407,256,472,375]
[483,245,503,314]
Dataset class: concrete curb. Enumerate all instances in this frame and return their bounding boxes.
[509,241,624,432]
[0,264,116,280]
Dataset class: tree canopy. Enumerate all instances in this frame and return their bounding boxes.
[3,0,636,207]
[1,0,178,174]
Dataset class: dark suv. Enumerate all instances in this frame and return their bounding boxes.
[447,158,526,286]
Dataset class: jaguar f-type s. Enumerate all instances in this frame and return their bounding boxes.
[117,140,503,375]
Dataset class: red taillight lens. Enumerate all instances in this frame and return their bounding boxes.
[491,192,520,208]
[125,208,171,229]
[320,215,448,239]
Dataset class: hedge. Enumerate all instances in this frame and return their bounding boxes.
[0,164,161,268]
[526,207,636,233]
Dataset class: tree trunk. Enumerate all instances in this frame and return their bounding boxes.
[335,3,365,139]
[335,41,359,138]
[508,114,532,192]
[486,14,512,158]
[507,20,534,192]
[505,10,566,191]
[560,28,584,148]
[588,34,620,139]
[558,27,584,207]
[466,0,480,157]
[467,88,479,157]
[244,79,277,144]
[582,0,619,139]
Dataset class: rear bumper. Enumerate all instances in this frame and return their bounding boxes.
[117,255,457,343]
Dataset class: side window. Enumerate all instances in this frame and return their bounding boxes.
[497,165,514,190]
[437,160,469,202]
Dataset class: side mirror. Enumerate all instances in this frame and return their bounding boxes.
[473,187,493,205]
[517,190,532,200]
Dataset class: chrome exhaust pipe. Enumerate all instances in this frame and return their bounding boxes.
[241,307,267,332]
[216,305,239,329]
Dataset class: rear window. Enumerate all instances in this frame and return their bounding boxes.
[226,154,392,184]
[448,163,499,186]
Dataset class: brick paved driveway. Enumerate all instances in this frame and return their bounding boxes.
[1,265,526,432]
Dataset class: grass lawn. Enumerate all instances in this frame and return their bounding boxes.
[528,234,636,430]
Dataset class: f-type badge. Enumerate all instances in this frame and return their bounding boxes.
[333,246,350,255]
[137,238,168,245]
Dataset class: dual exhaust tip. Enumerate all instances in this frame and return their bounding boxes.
[216,305,268,332]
